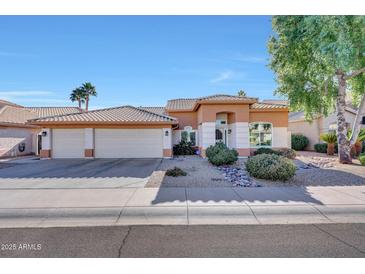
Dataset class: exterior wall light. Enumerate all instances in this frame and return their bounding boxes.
[228,129,232,134]
[42,131,47,137]
[165,130,169,136]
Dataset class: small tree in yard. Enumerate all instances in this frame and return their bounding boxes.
[268,16,365,164]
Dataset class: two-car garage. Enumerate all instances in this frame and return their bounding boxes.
[51,128,164,158]
[31,105,175,159]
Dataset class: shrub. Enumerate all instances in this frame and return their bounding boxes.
[359,153,365,166]
[278,148,297,159]
[173,140,195,155]
[206,143,238,166]
[320,132,337,144]
[245,154,296,181]
[165,167,187,177]
[291,134,309,151]
[254,147,296,159]
[253,147,280,156]
[314,143,327,153]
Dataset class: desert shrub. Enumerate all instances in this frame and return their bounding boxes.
[359,153,365,166]
[245,154,296,181]
[254,147,296,159]
[314,143,327,153]
[165,167,187,177]
[173,140,195,155]
[206,143,238,166]
[320,132,337,144]
[278,148,297,159]
[253,147,280,156]
[291,134,309,151]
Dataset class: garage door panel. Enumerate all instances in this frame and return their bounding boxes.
[95,129,162,158]
[53,129,84,158]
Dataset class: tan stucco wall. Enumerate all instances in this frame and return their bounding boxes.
[0,127,39,157]
[197,104,250,123]
[249,111,289,127]
[319,111,356,133]
[288,119,320,150]
[167,111,197,129]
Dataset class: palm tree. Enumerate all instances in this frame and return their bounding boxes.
[80,82,97,111]
[237,90,246,97]
[69,88,85,108]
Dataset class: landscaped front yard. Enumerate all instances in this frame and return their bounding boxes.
[148,151,365,188]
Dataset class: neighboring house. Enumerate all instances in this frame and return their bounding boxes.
[0,101,82,157]
[288,105,365,150]
[29,94,290,159]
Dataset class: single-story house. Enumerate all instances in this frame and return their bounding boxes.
[29,94,290,159]
[0,100,82,157]
[288,105,365,150]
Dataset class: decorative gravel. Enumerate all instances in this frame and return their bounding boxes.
[216,166,261,187]
[153,156,232,187]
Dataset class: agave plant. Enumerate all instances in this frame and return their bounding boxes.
[320,133,337,155]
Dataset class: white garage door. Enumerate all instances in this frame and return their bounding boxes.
[95,129,163,158]
[52,129,84,158]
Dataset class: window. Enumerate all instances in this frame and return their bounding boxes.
[249,122,272,147]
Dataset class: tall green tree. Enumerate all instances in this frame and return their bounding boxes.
[268,16,365,164]
[69,88,85,108]
[79,82,97,111]
[237,89,247,97]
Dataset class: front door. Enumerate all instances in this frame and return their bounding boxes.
[215,129,228,146]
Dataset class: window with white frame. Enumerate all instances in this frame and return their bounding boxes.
[249,122,272,147]
[181,126,196,146]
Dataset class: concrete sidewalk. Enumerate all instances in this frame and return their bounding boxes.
[0,186,364,227]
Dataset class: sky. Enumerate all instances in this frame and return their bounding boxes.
[0,16,280,109]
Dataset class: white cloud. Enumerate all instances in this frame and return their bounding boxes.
[0,91,53,97]
[233,55,267,64]
[210,70,234,83]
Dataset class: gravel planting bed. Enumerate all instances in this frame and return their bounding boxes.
[152,156,260,188]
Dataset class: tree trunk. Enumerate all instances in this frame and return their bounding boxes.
[78,99,81,108]
[336,72,352,164]
[85,97,89,111]
[349,93,365,145]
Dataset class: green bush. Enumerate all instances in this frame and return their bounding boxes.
[245,154,296,181]
[278,148,297,159]
[359,153,365,166]
[314,143,327,153]
[206,143,238,166]
[314,143,338,154]
[173,140,195,155]
[254,147,296,159]
[291,134,309,151]
[165,167,187,177]
[254,147,280,156]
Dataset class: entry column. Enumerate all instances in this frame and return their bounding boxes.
[84,128,94,158]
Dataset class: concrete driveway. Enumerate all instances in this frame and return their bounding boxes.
[0,158,162,188]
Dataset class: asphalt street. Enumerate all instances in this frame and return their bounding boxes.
[0,223,364,257]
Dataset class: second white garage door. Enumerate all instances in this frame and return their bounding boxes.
[94,129,163,158]
[52,129,84,158]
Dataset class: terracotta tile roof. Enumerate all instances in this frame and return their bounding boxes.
[0,99,23,108]
[0,105,38,126]
[198,94,257,102]
[166,99,197,111]
[0,105,83,127]
[166,94,258,111]
[30,105,177,124]
[26,107,83,117]
[138,106,166,116]
[261,99,288,106]
[250,102,288,110]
